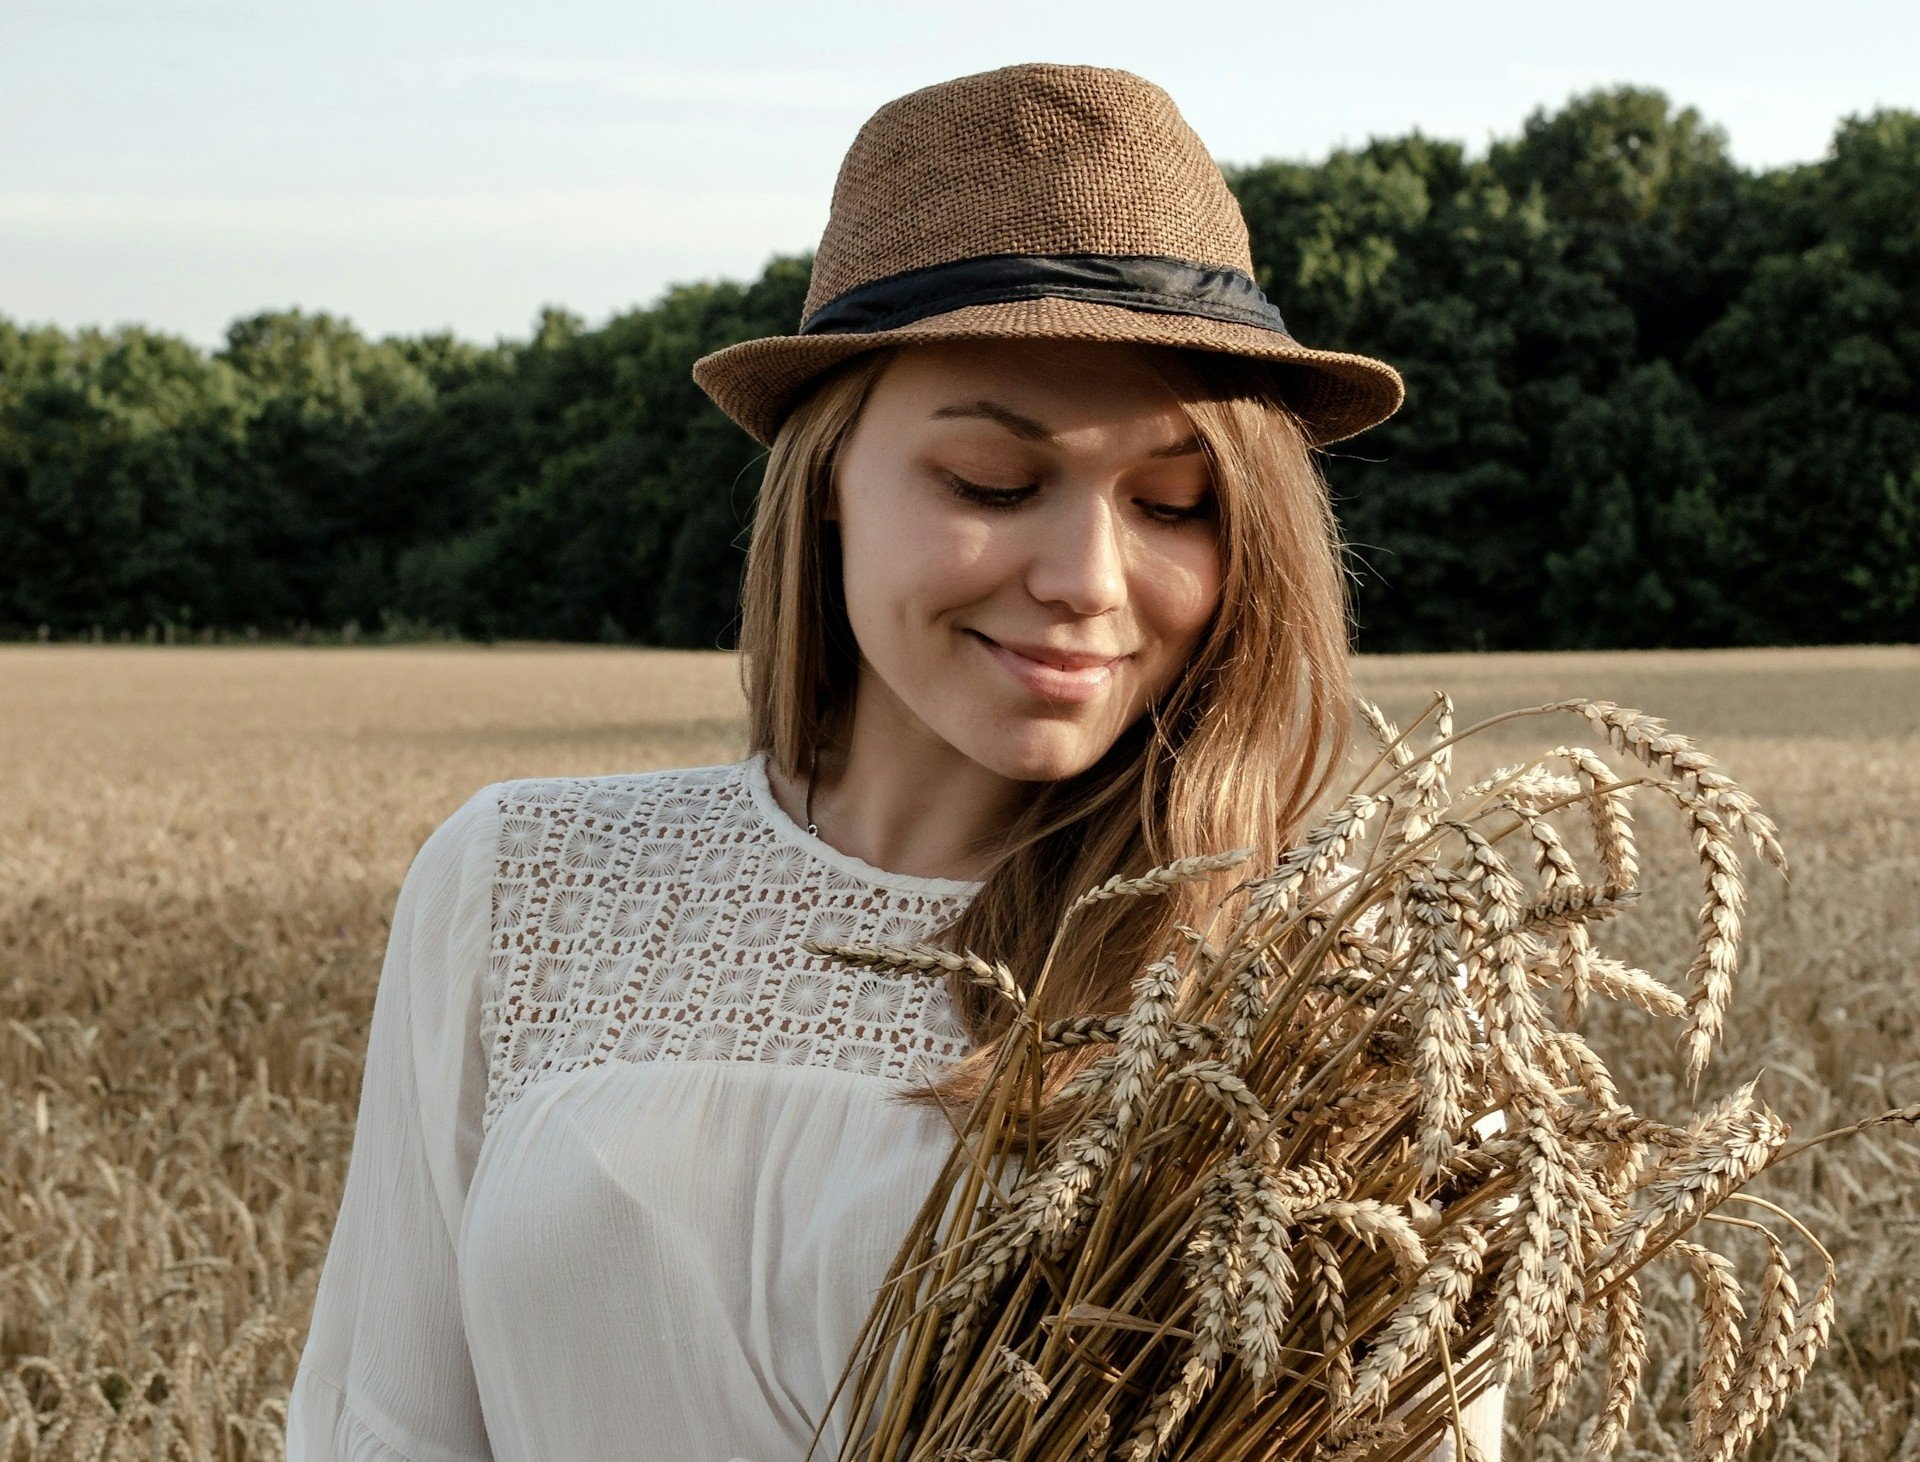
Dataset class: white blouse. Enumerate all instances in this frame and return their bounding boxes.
[284,751,1503,1462]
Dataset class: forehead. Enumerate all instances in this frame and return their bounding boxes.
[864,339,1193,440]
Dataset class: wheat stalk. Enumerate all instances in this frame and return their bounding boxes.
[800,692,1899,1462]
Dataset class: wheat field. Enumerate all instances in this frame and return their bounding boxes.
[0,643,1914,1460]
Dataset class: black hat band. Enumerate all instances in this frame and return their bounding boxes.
[797,251,1292,338]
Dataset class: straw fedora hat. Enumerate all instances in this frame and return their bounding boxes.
[691,61,1404,449]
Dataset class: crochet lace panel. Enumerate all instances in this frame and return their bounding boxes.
[480,760,981,1135]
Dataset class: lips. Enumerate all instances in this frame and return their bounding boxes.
[966,630,1126,704]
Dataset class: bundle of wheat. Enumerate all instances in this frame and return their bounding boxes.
[804,694,1915,1462]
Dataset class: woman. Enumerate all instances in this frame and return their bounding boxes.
[285,62,1504,1461]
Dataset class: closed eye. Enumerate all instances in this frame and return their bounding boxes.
[1146,496,1215,525]
[941,472,1213,524]
[942,472,1034,510]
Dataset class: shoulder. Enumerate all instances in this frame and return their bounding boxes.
[396,781,508,898]
[479,758,753,867]
[487,758,743,822]
[397,761,747,883]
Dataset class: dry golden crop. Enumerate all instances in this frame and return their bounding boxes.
[0,643,1914,1460]
[812,688,1909,1462]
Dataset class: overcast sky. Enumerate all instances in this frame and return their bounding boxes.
[5,0,1916,350]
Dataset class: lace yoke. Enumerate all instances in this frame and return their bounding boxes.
[479,753,983,1134]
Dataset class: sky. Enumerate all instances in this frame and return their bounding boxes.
[4,0,1916,351]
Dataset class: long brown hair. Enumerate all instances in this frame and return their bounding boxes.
[736,342,1357,1132]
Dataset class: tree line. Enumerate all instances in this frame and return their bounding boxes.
[2,86,1915,653]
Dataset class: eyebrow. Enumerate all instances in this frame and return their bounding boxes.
[928,399,1203,458]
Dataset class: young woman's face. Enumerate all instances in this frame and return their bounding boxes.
[829,338,1225,784]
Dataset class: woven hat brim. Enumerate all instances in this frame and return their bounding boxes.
[690,296,1405,450]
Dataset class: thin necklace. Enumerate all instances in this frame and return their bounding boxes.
[804,748,819,836]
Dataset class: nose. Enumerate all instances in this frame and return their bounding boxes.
[1025,488,1128,617]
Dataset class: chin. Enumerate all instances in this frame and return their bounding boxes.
[961,725,1116,785]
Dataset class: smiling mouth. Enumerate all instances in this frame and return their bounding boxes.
[966,630,1126,703]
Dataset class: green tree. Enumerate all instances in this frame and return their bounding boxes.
[461,259,809,647]
[3,94,1914,652]
[1231,131,1634,651]
[1539,361,1749,646]
[215,309,438,626]
[1690,110,1920,642]
[1487,86,1749,366]
[0,326,259,632]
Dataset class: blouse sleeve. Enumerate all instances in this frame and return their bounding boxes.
[1455,1382,1505,1459]
[285,784,502,1462]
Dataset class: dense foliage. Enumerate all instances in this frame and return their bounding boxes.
[3,89,1915,651]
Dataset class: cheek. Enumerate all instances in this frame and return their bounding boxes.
[1140,540,1225,652]
[837,483,1002,642]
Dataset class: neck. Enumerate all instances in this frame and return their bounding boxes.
[801,680,1027,885]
